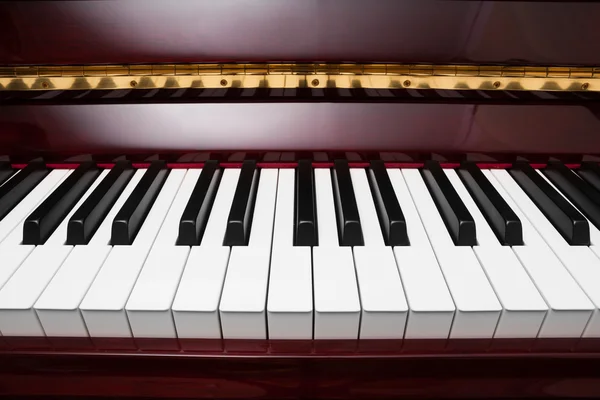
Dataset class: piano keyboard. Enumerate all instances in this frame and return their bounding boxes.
[0,159,600,349]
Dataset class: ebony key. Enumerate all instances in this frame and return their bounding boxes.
[458,161,523,245]
[421,160,476,246]
[67,160,134,245]
[178,160,222,245]
[509,161,589,246]
[543,160,600,230]
[223,160,259,246]
[0,161,48,222]
[111,160,169,245]
[332,159,364,246]
[368,160,409,246]
[23,162,100,245]
[578,162,600,194]
[294,159,318,246]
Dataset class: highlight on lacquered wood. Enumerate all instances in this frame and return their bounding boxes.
[1,337,600,354]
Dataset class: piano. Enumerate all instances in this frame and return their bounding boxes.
[2,0,600,398]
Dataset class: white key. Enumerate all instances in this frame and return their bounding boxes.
[246,170,278,247]
[172,247,230,339]
[350,169,407,339]
[487,170,594,337]
[313,169,360,339]
[402,169,501,339]
[34,170,145,338]
[445,169,548,338]
[532,170,600,337]
[80,170,186,338]
[0,170,70,297]
[0,246,72,336]
[172,169,240,339]
[125,169,200,339]
[313,247,360,339]
[0,169,106,336]
[353,169,384,247]
[314,168,339,246]
[268,248,312,339]
[353,248,408,339]
[387,169,455,339]
[35,246,111,337]
[271,169,295,249]
[199,169,241,246]
[220,169,278,339]
[267,169,312,339]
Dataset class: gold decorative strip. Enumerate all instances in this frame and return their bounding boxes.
[0,63,599,92]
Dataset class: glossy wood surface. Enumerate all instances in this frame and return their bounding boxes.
[2,102,600,160]
[0,338,598,398]
[2,0,600,66]
[0,347,599,398]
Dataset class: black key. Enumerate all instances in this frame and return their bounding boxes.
[0,162,48,221]
[0,162,14,186]
[111,161,169,245]
[578,162,600,194]
[23,162,100,245]
[368,160,409,246]
[421,160,476,246]
[294,159,318,246]
[332,159,363,246]
[457,162,523,245]
[543,161,600,230]
[178,160,222,246]
[67,161,135,245]
[509,161,589,245]
[223,160,259,246]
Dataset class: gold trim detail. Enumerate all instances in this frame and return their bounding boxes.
[1,63,599,92]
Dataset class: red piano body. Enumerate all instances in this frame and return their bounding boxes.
[2,0,600,398]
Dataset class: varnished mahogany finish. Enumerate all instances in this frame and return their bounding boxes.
[0,149,591,170]
[3,0,600,66]
[3,103,600,160]
[0,337,597,398]
[1,339,600,399]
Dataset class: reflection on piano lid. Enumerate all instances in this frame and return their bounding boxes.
[3,0,600,66]
[2,101,600,157]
